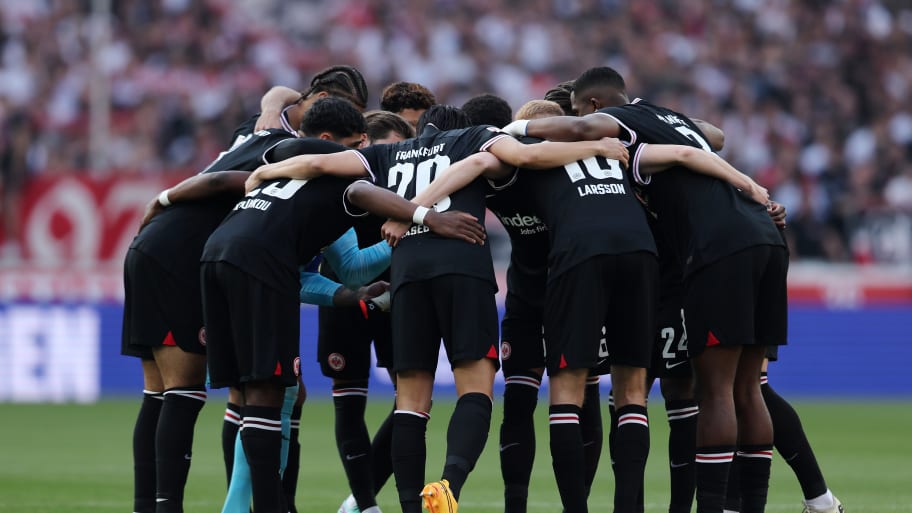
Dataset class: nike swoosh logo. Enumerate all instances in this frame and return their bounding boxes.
[500,442,520,452]
[345,453,367,461]
[670,461,689,468]
[665,361,687,370]
[183,454,192,460]
[156,498,168,503]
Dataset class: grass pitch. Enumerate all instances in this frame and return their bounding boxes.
[0,396,908,512]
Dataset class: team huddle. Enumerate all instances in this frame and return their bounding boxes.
[121,65,844,513]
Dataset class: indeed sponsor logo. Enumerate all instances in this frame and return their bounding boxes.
[498,213,543,228]
[496,212,547,235]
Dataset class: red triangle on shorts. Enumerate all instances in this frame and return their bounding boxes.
[707,330,721,347]
[559,355,568,368]
[486,345,498,359]
[274,361,282,376]
[162,331,177,346]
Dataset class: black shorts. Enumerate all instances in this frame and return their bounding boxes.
[317,304,393,380]
[650,297,692,379]
[201,261,301,389]
[543,252,658,375]
[121,248,206,359]
[683,245,788,358]
[391,275,499,373]
[500,291,545,377]
[765,345,779,362]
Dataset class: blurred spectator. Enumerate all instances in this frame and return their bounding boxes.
[1,0,911,263]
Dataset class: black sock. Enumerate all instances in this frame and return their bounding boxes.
[443,392,492,500]
[222,402,241,488]
[666,399,698,513]
[392,410,429,513]
[613,404,649,513]
[762,379,828,500]
[370,403,395,494]
[580,379,603,496]
[724,454,742,512]
[283,404,302,513]
[736,445,773,513]
[500,374,540,513]
[334,382,376,509]
[695,445,735,513]
[607,391,618,470]
[241,405,286,513]
[155,387,207,512]
[133,390,163,513]
[549,404,587,513]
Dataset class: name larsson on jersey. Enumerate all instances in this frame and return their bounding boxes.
[395,143,445,161]
[497,212,547,235]
[578,182,626,197]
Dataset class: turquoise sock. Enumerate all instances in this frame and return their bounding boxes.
[221,432,251,513]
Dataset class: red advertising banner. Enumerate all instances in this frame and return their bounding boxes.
[2,175,911,306]
[15,174,182,264]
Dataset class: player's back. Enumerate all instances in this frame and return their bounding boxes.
[606,99,783,276]
[357,124,508,293]
[513,138,655,282]
[202,138,356,296]
[131,126,296,276]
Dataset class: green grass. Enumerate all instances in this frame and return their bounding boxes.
[0,397,909,512]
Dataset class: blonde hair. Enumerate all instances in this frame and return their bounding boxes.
[515,100,565,121]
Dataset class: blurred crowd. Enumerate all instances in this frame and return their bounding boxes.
[1,0,911,263]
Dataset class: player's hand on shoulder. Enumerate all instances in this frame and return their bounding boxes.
[744,179,770,206]
[381,219,411,247]
[254,110,283,132]
[245,169,265,193]
[139,197,165,233]
[424,210,487,245]
[598,137,628,167]
[767,200,787,227]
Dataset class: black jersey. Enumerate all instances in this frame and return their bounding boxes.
[486,174,549,308]
[201,138,358,297]
[353,124,510,293]
[515,137,656,282]
[129,126,296,278]
[601,98,785,277]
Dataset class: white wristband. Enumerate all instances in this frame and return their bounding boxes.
[157,189,172,207]
[501,119,529,137]
[412,206,430,225]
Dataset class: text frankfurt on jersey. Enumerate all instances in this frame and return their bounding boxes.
[395,143,445,161]
[578,183,626,196]
[234,197,272,211]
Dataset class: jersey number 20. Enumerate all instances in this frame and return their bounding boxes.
[388,155,452,212]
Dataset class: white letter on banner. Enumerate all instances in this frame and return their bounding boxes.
[7,306,100,403]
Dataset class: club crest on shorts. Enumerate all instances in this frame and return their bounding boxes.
[328,352,346,371]
[293,357,301,377]
[500,341,512,360]
[198,327,207,346]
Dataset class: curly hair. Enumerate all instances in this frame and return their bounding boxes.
[461,93,513,128]
[301,97,367,138]
[379,81,437,113]
[301,65,369,111]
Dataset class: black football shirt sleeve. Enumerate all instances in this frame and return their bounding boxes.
[264,137,350,163]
